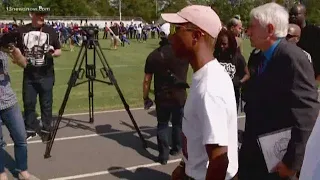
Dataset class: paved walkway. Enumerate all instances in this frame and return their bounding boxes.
[1,107,245,180]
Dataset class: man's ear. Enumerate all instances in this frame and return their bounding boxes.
[192,30,203,42]
[297,36,300,42]
[267,24,275,35]
[29,12,33,18]
[230,26,235,32]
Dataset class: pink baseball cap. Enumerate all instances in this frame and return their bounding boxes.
[161,5,222,38]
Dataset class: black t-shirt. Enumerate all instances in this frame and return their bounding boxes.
[16,23,60,80]
[216,51,246,89]
[241,49,262,102]
[144,40,189,107]
[297,24,320,77]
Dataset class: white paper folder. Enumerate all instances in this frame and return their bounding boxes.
[257,128,292,173]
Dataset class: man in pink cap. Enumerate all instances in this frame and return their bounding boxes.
[161,5,238,180]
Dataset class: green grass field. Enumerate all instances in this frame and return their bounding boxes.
[9,35,253,114]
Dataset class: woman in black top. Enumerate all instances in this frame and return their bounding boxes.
[214,28,250,111]
[241,48,262,105]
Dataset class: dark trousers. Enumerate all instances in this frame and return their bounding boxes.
[156,105,183,160]
[103,31,107,39]
[129,30,133,39]
[23,76,54,132]
[133,30,136,39]
[235,87,240,111]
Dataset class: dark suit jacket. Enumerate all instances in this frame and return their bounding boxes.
[241,39,320,175]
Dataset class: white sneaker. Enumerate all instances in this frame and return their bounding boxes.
[18,172,40,180]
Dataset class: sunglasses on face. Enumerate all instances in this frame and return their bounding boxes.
[286,34,299,39]
[169,24,204,35]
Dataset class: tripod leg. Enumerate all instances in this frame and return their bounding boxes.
[44,44,87,159]
[93,41,148,149]
[44,68,78,158]
[88,79,94,123]
[111,75,148,149]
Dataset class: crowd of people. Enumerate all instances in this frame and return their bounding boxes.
[105,21,162,49]
[0,20,163,53]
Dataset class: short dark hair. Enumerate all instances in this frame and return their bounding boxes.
[214,28,238,60]
[227,18,241,30]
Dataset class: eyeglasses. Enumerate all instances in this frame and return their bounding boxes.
[170,24,187,35]
[286,34,299,39]
[170,24,204,35]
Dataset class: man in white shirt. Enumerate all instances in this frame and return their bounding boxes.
[299,114,320,180]
[161,5,238,180]
[137,24,142,41]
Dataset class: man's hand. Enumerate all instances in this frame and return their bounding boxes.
[4,45,27,68]
[143,73,152,107]
[143,97,153,110]
[1,43,15,54]
[171,165,185,180]
[48,46,61,57]
[274,161,296,178]
[48,45,55,53]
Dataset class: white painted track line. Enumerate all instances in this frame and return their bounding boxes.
[11,64,142,73]
[6,127,156,147]
[54,106,244,119]
[47,107,151,118]
[48,159,181,180]
[5,115,245,147]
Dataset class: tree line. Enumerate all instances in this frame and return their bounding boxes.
[0,0,319,26]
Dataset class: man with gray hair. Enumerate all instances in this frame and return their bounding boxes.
[239,2,319,180]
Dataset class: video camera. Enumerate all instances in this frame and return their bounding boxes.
[0,30,20,51]
[79,26,99,41]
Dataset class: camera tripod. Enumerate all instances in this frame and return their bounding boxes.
[44,36,148,158]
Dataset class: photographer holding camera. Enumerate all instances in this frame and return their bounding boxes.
[143,23,189,165]
[0,43,39,179]
[14,8,61,143]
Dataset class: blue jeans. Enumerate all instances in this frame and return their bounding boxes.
[0,103,28,173]
[156,105,183,160]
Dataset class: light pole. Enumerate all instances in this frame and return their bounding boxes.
[119,0,122,22]
[155,0,157,17]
